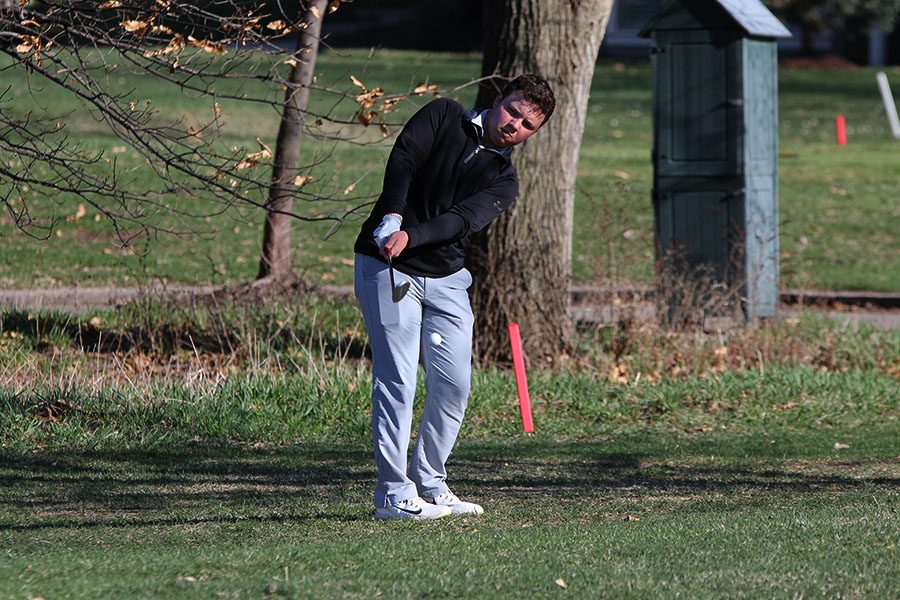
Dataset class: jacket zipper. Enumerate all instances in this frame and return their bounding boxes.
[463,145,482,164]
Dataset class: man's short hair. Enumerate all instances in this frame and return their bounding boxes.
[501,74,556,124]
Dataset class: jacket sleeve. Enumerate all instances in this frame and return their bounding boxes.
[404,174,518,248]
[378,99,448,216]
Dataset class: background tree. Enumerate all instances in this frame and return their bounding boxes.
[0,0,423,284]
[257,0,328,282]
[468,0,614,363]
[764,0,900,55]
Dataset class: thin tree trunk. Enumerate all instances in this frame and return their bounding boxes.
[257,0,328,281]
[468,0,613,363]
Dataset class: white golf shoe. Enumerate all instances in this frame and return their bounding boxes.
[374,496,452,521]
[427,491,484,516]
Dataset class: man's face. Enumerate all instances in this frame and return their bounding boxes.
[484,90,546,148]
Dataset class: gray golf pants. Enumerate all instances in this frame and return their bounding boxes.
[354,253,474,508]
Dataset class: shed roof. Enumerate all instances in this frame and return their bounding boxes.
[639,0,792,38]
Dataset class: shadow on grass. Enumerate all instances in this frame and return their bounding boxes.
[1,439,897,531]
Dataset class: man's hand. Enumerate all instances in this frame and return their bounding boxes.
[382,231,409,259]
[373,213,402,251]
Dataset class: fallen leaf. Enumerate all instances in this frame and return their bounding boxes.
[834,442,850,450]
[607,363,628,384]
[623,514,641,521]
[614,170,631,180]
[343,182,356,195]
[66,204,87,222]
[555,578,567,588]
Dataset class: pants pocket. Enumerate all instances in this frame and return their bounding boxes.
[356,254,400,326]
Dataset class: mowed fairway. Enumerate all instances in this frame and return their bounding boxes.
[1,348,898,598]
[2,434,898,598]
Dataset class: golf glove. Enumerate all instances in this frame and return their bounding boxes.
[373,213,402,250]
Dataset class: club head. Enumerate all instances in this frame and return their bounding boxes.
[387,255,410,303]
[392,280,410,303]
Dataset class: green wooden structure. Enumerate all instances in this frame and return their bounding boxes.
[640,0,790,321]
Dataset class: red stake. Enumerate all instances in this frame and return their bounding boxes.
[508,322,534,433]
[836,114,847,146]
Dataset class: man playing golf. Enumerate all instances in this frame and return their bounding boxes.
[353,74,555,520]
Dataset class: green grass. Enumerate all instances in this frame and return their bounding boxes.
[1,389,898,598]
[1,51,897,291]
[0,298,897,597]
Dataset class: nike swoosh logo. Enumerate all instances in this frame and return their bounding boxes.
[396,506,422,515]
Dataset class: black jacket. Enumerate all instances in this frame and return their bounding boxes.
[353,98,519,277]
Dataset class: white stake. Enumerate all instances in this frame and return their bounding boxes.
[876,72,900,139]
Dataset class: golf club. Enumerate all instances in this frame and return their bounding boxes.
[387,256,410,302]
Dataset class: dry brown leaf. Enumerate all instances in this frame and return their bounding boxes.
[121,20,150,35]
[214,102,221,118]
[236,142,271,170]
[187,35,227,55]
[255,138,272,158]
[67,204,87,222]
[309,5,321,20]
[294,175,313,188]
[413,83,439,95]
[380,97,403,112]
[614,170,631,180]
[343,181,357,195]
[99,0,121,8]
[623,514,641,521]
[328,0,342,14]
[267,20,286,31]
[350,74,366,89]
[834,442,850,450]
[607,363,628,384]
[357,110,378,125]
[554,578,567,588]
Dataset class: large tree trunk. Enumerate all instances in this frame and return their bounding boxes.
[468,0,613,363]
[257,0,328,281]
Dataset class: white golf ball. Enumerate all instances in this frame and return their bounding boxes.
[429,332,442,346]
